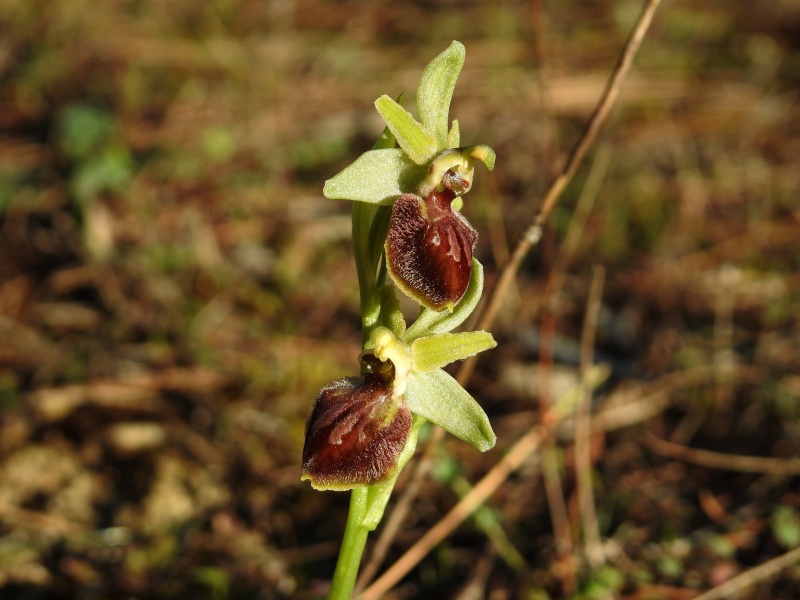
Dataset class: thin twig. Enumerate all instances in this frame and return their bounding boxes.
[361,364,772,597]
[360,426,547,600]
[540,305,575,593]
[454,543,496,600]
[575,265,605,569]
[541,442,574,575]
[546,144,611,301]
[689,545,800,600]
[460,0,664,384]
[361,362,778,599]
[645,433,800,475]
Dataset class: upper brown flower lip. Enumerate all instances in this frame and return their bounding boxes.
[385,170,477,312]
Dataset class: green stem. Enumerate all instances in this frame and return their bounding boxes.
[328,487,370,599]
[327,417,423,598]
[352,202,381,340]
[332,124,404,598]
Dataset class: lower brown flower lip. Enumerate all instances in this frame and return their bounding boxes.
[385,183,477,312]
[301,355,412,491]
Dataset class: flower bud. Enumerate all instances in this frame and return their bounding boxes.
[386,170,477,312]
[301,355,412,491]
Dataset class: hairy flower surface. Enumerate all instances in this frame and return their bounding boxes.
[301,355,411,491]
[386,169,477,311]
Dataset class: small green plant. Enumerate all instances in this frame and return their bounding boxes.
[301,41,497,598]
[55,103,134,259]
[56,104,133,206]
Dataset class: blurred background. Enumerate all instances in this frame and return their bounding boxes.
[1,0,800,597]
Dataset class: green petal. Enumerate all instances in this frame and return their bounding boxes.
[447,119,460,149]
[375,95,438,165]
[463,144,496,171]
[404,368,495,452]
[323,148,428,205]
[373,97,401,151]
[411,331,496,372]
[404,258,484,341]
[417,41,465,151]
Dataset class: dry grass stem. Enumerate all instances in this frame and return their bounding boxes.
[359,426,546,600]
[540,311,575,592]
[576,265,606,569]
[453,544,496,600]
[645,433,800,476]
[546,144,611,302]
[541,442,575,589]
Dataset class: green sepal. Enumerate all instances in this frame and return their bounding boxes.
[404,368,495,452]
[375,95,438,165]
[447,119,460,149]
[417,40,465,150]
[323,148,428,205]
[411,331,496,372]
[404,258,484,342]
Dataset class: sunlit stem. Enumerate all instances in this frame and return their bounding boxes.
[327,417,424,599]
[352,202,381,341]
[328,487,370,599]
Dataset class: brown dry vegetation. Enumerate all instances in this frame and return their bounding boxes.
[1,0,800,598]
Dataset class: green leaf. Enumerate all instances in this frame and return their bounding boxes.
[57,104,115,160]
[411,331,496,372]
[417,41,465,150]
[323,148,428,204]
[375,95,438,165]
[71,147,133,203]
[404,368,495,451]
[404,259,484,341]
[772,506,800,549]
